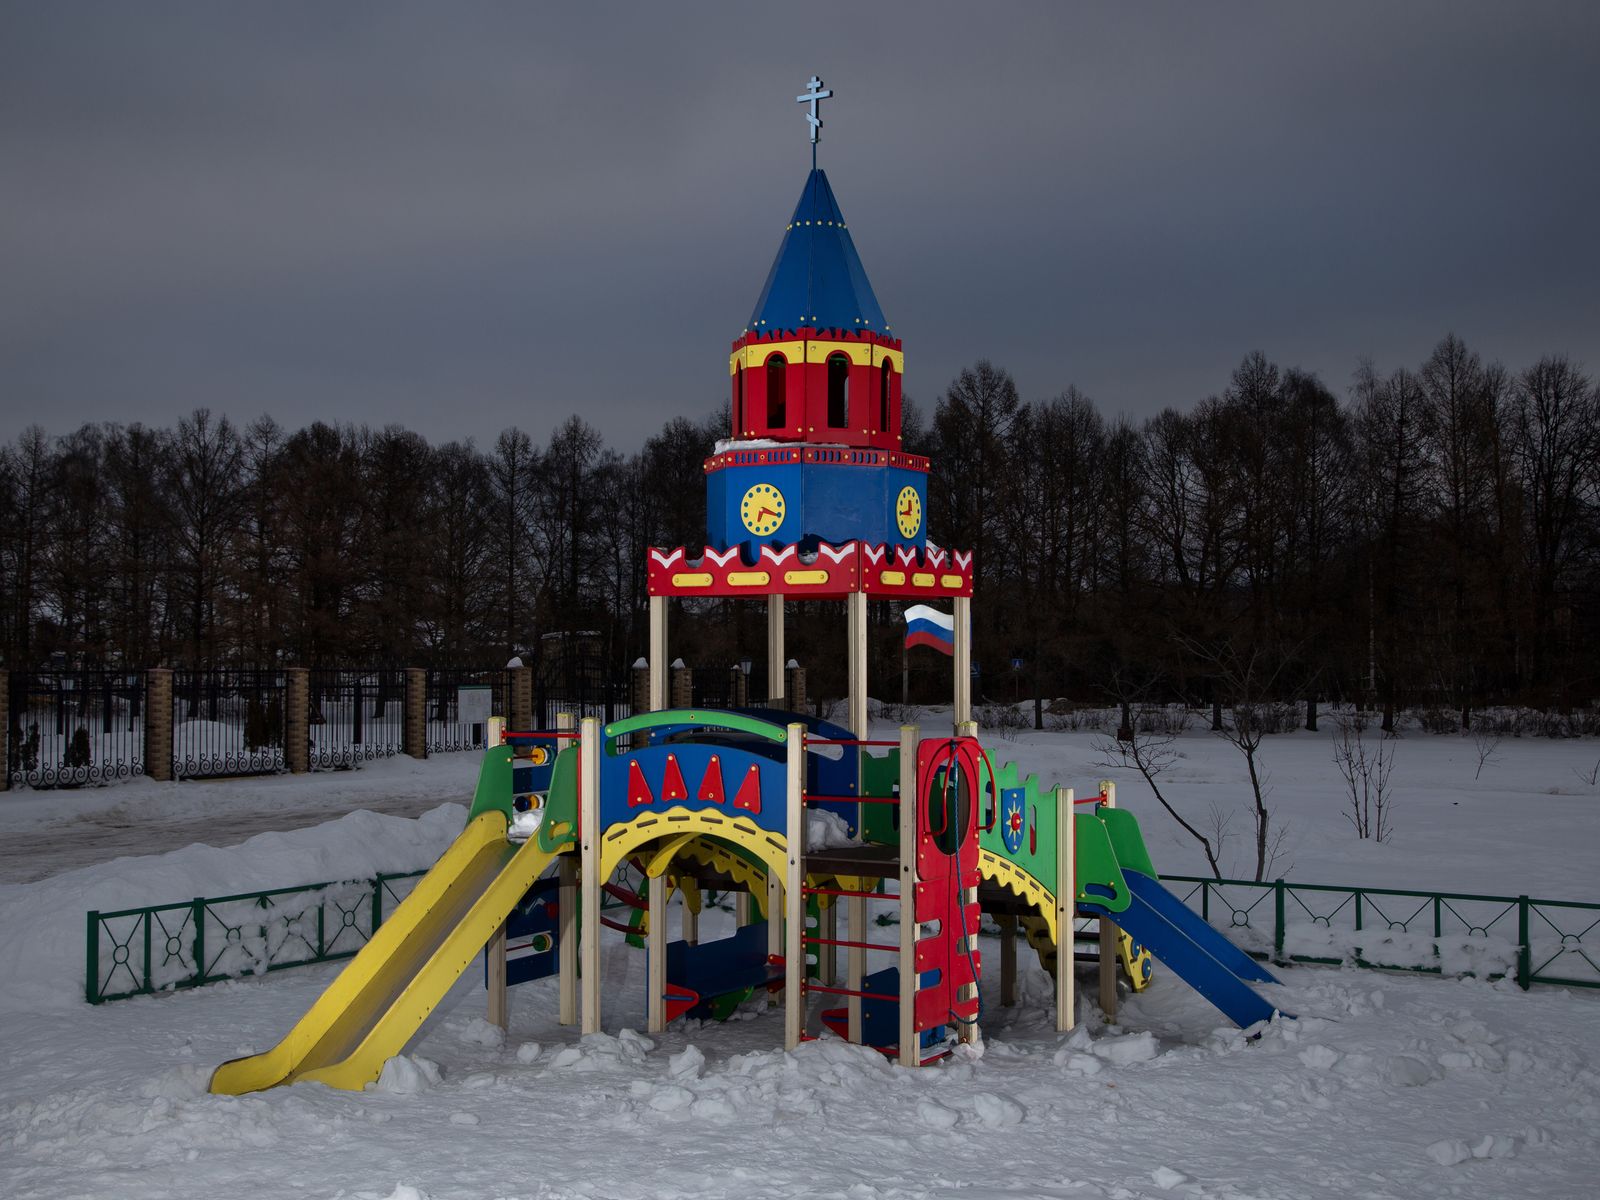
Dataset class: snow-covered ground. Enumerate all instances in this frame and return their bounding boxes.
[3,722,1598,1198]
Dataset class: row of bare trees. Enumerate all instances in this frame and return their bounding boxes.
[927,337,1598,725]
[0,409,723,673]
[2,334,1595,719]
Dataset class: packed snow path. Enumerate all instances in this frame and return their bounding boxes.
[0,757,477,885]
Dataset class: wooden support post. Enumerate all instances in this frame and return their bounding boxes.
[847,588,869,854]
[1055,785,1076,1032]
[784,722,805,1051]
[952,596,972,731]
[897,723,918,1066]
[647,871,667,1033]
[558,855,578,1026]
[999,914,1017,1007]
[1097,780,1118,1022]
[648,595,668,712]
[579,716,602,1034]
[486,921,508,1030]
[556,711,577,1026]
[736,891,752,928]
[767,871,782,956]
[847,591,868,749]
[681,890,698,945]
[767,594,785,706]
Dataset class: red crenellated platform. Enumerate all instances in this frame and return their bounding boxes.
[647,541,973,599]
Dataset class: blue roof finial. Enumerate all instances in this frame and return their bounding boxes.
[747,169,888,336]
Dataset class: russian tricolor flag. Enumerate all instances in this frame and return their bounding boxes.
[903,604,955,656]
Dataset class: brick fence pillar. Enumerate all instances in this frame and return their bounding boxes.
[144,668,173,782]
[404,668,428,759]
[670,659,693,710]
[0,668,9,792]
[632,659,651,714]
[785,662,806,714]
[509,666,533,731]
[284,667,309,774]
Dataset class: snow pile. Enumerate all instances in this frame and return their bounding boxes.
[0,803,466,1014]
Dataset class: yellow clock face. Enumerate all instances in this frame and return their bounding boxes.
[895,485,922,538]
[740,483,787,537]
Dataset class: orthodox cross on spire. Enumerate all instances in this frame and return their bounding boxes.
[796,75,832,166]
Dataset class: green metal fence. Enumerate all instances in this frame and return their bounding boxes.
[85,870,427,1004]
[1166,875,1600,990]
[86,869,1600,1004]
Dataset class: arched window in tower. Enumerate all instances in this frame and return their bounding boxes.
[827,353,850,428]
[734,364,744,434]
[765,354,786,429]
[880,362,892,432]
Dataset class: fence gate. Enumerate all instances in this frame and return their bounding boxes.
[171,669,287,779]
[307,668,406,768]
[7,670,145,788]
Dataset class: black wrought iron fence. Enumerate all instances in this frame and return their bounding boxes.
[1167,875,1600,990]
[534,653,631,727]
[690,663,768,710]
[171,668,287,779]
[307,668,406,768]
[6,670,145,788]
[425,667,506,753]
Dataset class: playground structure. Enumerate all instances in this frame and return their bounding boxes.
[209,87,1285,1096]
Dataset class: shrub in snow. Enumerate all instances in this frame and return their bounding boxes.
[63,727,92,770]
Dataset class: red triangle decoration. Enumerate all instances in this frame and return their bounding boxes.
[627,758,654,807]
[697,755,726,803]
[733,763,762,814]
[661,753,689,803]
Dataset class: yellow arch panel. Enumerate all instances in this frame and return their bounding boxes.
[601,808,789,890]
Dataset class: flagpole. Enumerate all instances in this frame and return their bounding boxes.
[901,619,908,708]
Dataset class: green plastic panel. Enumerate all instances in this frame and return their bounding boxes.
[536,746,580,853]
[1097,807,1157,879]
[860,748,901,845]
[975,756,1059,897]
[467,746,516,822]
[1073,812,1131,913]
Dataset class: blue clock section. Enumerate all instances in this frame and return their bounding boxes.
[706,461,926,552]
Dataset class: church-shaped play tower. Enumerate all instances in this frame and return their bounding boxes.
[647,162,975,734]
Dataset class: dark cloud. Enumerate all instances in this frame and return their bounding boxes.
[3,2,1597,446]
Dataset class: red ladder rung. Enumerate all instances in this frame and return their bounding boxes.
[802,794,900,805]
[807,984,901,1002]
[802,936,898,952]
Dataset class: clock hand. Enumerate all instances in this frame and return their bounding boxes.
[756,506,778,523]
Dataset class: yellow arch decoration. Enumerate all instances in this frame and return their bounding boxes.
[601,808,789,893]
[978,848,1152,991]
[979,848,1057,945]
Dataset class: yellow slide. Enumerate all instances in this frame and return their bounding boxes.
[210,811,556,1095]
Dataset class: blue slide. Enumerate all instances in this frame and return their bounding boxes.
[1081,871,1290,1028]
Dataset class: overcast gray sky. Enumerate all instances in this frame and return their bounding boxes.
[3,2,1597,449]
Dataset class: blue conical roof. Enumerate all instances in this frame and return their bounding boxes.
[747,169,888,334]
